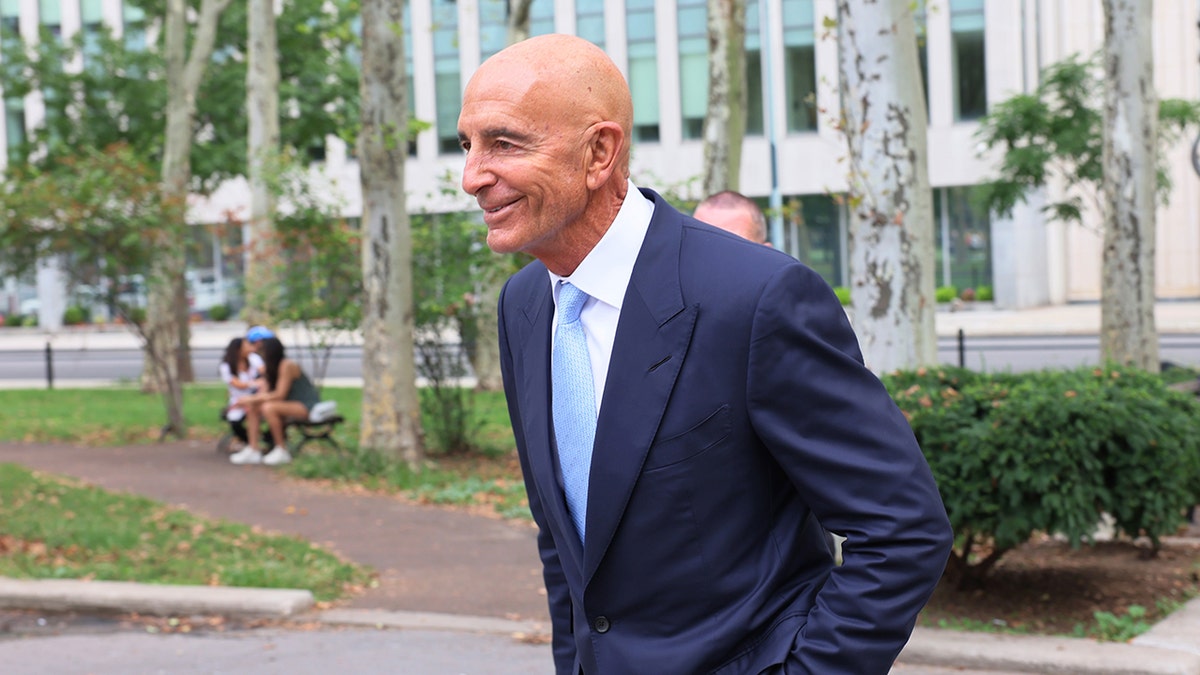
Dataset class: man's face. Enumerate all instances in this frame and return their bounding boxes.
[457,71,589,257]
[693,204,765,244]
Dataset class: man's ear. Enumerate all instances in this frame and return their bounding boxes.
[584,121,624,190]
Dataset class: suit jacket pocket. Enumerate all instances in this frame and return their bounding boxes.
[643,404,731,472]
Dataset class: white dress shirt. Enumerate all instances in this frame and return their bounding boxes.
[549,181,655,415]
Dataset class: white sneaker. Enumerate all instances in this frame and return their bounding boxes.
[262,446,292,466]
[230,446,263,465]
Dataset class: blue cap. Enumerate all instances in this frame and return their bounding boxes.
[246,325,275,343]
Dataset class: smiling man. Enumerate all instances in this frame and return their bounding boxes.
[458,34,952,675]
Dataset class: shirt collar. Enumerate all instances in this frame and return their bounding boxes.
[549,180,655,309]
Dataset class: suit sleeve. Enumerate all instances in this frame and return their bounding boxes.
[496,281,576,674]
[747,264,953,674]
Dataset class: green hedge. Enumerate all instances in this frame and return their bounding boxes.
[884,366,1200,588]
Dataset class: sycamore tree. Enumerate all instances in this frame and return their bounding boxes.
[702,0,748,196]
[835,0,938,374]
[357,0,422,465]
[0,144,187,434]
[974,52,1200,372]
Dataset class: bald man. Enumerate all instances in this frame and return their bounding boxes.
[459,34,951,675]
[693,190,770,244]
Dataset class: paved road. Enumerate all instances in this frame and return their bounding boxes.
[3,334,1197,386]
[0,622,1031,675]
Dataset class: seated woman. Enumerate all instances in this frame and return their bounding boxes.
[219,337,265,450]
[229,336,321,466]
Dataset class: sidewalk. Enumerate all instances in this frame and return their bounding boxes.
[1,440,1199,673]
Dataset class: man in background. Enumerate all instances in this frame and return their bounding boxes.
[693,190,770,245]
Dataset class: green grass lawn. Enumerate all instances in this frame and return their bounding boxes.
[0,383,530,518]
[0,463,372,600]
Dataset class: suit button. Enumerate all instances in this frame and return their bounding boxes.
[593,616,610,633]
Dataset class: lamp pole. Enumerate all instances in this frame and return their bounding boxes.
[759,0,784,248]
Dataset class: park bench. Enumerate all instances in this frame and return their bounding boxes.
[216,411,346,456]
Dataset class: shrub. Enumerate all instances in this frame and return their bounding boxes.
[4,314,22,327]
[207,304,231,322]
[833,286,851,306]
[935,285,959,303]
[20,314,37,327]
[960,287,977,302]
[62,306,89,326]
[976,285,994,302]
[884,365,1200,589]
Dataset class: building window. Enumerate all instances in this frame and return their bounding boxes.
[479,0,507,60]
[38,0,61,41]
[744,0,764,136]
[1,0,19,52]
[80,0,104,63]
[433,0,461,155]
[781,0,815,133]
[677,0,706,140]
[935,186,992,294]
[951,0,986,120]
[782,194,842,287]
[626,0,659,143]
[5,97,25,161]
[576,0,605,49]
[481,0,553,61]
[529,0,554,37]
[122,1,146,52]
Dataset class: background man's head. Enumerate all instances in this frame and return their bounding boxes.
[693,191,769,245]
[457,34,633,274]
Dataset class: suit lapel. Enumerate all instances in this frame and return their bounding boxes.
[583,192,697,584]
[516,278,586,571]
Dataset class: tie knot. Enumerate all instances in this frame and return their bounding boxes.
[557,283,588,324]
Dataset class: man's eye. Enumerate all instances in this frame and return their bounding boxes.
[496,140,514,150]
[460,141,471,153]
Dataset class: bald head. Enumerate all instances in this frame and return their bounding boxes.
[469,35,633,167]
[458,34,635,275]
[694,191,769,245]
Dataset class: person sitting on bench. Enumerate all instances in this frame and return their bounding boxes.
[229,336,320,466]
[219,336,265,451]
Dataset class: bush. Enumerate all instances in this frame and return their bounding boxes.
[62,306,89,326]
[4,314,22,328]
[20,314,37,327]
[935,285,959,303]
[207,304,231,322]
[976,285,994,302]
[832,286,851,306]
[884,365,1200,588]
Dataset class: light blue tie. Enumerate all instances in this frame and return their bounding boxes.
[552,282,597,543]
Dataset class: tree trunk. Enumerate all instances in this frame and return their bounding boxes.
[702,0,747,196]
[1100,0,1159,373]
[243,0,281,324]
[836,0,937,374]
[507,0,535,44]
[358,0,423,465]
[144,0,232,435]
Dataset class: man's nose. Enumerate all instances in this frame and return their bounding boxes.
[461,149,495,196]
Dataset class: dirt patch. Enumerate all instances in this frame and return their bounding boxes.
[920,531,1200,636]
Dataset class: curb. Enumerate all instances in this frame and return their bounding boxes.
[899,625,1200,674]
[314,608,548,637]
[0,577,313,618]
[2,577,1199,674]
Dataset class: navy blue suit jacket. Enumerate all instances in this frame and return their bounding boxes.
[497,189,952,674]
